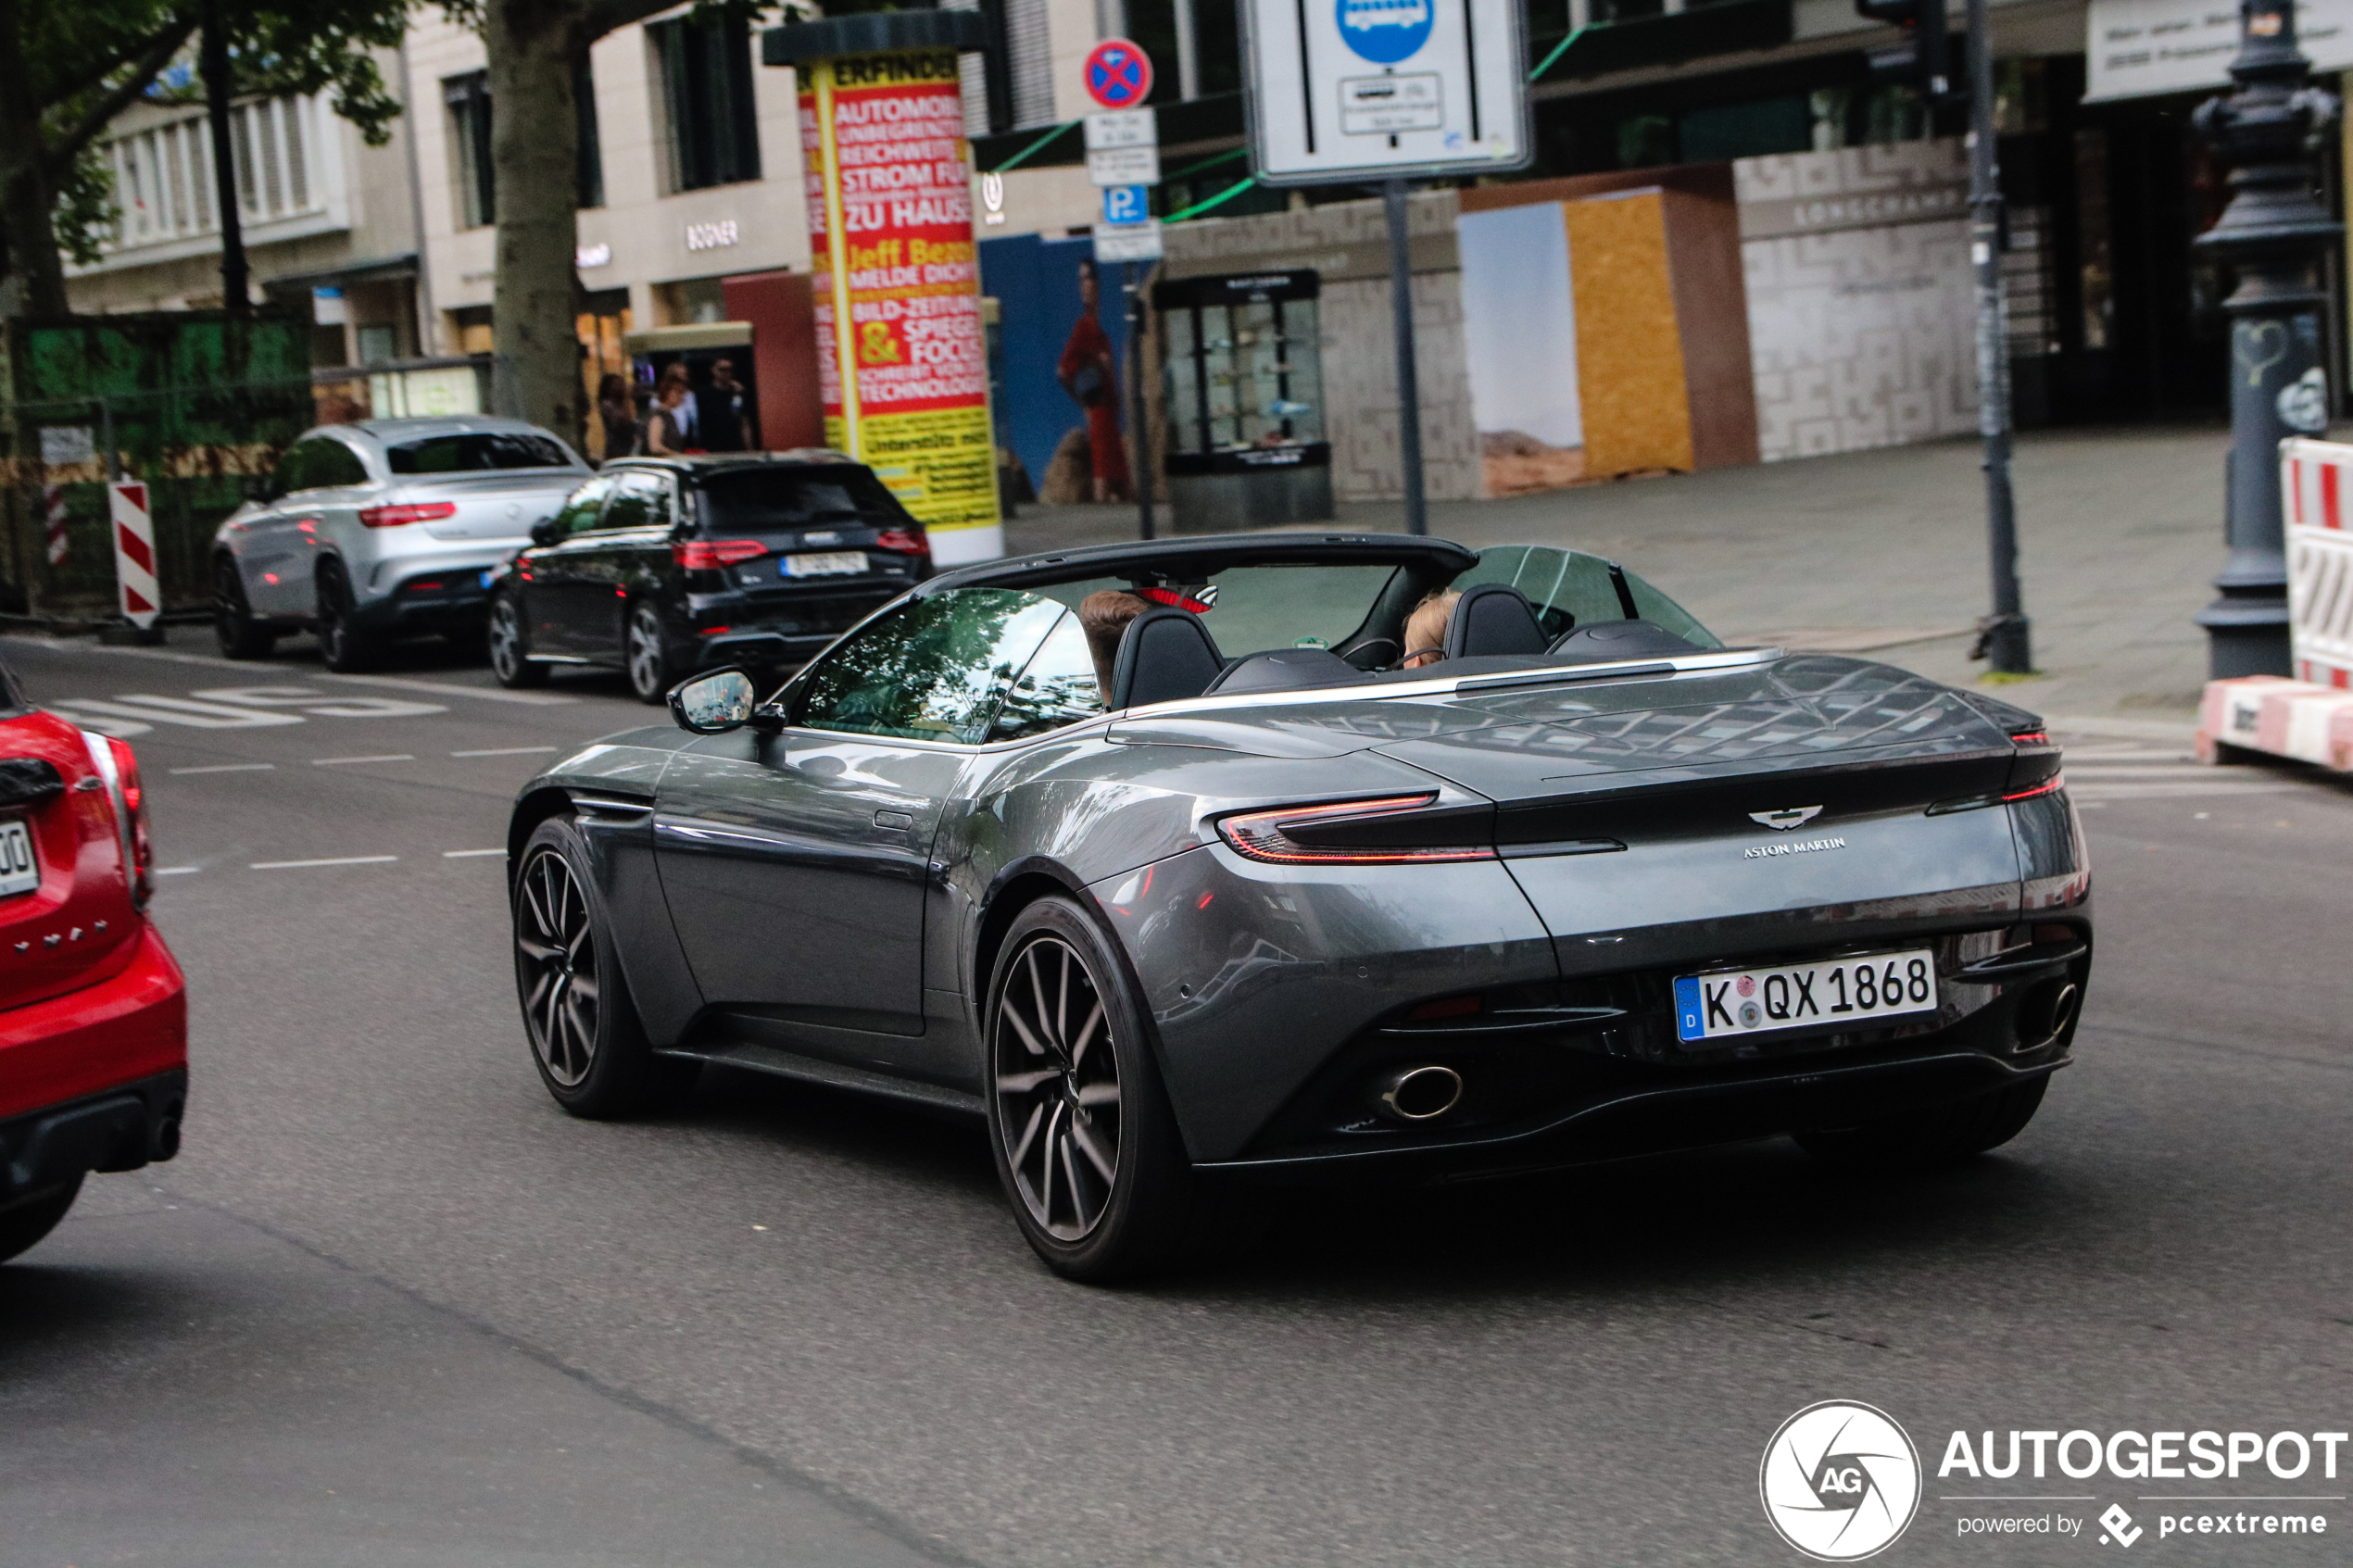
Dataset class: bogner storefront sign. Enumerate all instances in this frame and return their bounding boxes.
[2086,0,2353,100]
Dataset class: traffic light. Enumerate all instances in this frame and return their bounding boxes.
[1855,0,1956,100]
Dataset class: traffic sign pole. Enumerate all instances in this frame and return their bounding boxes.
[1384,179,1426,536]
[1081,41,1161,542]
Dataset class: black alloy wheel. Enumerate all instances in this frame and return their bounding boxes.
[985,896,1198,1281]
[511,816,695,1117]
[213,557,275,659]
[625,602,673,705]
[314,560,373,672]
[487,592,546,687]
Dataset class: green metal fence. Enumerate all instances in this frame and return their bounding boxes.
[0,311,314,622]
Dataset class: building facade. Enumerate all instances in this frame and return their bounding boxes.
[62,66,425,374]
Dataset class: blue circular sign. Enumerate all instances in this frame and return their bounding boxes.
[1335,0,1433,65]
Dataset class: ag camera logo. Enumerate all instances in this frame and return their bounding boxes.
[1335,0,1432,64]
[1761,1400,1922,1561]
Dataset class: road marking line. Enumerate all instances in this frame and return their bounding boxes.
[310,754,416,766]
[170,763,276,774]
[155,866,201,875]
[443,848,506,858]
[0,636,579,704]
[250,855,398,870]
[451,746,558,757]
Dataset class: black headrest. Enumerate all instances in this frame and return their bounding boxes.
[1109,607,1227,709]
[1203,647,1373,697]
[1442,583,1550,659]
[1549,619,1700,663]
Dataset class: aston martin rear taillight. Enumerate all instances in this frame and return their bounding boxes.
[1216,794,1496,865]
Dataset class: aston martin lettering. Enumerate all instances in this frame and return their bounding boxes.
[1750,806,1824,831]
[1744,836,1846,859]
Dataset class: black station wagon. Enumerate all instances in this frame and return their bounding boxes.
[486,453,931,701]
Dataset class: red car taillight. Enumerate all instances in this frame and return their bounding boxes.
[873,528,929,557]
[1216,793,1496,865]
[673,539,768,570]
[359,502,458,528]
[104,734,153,907]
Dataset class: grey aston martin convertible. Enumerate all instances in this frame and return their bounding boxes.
[505,533,2090,1280]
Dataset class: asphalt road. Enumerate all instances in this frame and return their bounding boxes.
[4,627,2351,1568]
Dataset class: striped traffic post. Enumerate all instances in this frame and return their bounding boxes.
[108,480,159,631]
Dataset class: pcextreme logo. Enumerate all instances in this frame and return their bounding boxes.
[1761,1400,1924,1561]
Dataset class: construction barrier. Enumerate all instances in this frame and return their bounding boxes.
[2280,436,2353,686]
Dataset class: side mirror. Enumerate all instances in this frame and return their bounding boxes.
[669,667,756,734]
[528,518,561,547]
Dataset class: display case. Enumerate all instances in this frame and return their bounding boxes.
[1154,270,1333,533]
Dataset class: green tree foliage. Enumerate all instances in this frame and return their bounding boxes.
[0,0,407,319]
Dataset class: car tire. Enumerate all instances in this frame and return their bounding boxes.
[213,557,276,659]
[512,816,697,1118]
[0,1175,82,1265]
[1793,1074,2049,1168]
[487,592,547,687]
[314,560,376,673]
[984,895,1200,1283]
[624,602,674,705]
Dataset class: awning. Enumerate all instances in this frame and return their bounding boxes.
[622,321,755,354]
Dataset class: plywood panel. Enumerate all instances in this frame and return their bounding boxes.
[1564,192,1693,479]
[1659,186,1760,470]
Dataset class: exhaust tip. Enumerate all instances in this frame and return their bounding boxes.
[152,1105,182,1162]
[2018,980,2081,1050]
[1376,1064,1464,1123]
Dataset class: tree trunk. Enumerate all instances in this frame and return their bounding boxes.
[484,0,585,445]
[0,0,68,319]
[200,0,248,315]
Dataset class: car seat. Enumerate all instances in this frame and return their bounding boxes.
[1109,607,1227,709]
[1441,583,1551,659]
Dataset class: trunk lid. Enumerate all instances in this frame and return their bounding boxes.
[0,711,140,1011]
[1364,657,2030,949]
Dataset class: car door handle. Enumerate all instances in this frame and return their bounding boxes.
[874,809,913,830]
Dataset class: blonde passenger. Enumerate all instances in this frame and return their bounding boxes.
[1402,590,1459,670]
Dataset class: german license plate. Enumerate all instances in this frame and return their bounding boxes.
[0,819,38,897]
[782,551,867,578]
[1674,948,1936,1044]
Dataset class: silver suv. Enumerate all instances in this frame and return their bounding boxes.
[211,416,590,670]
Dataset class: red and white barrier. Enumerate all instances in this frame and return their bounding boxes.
[2196,440,2353,771]
[108,480,158,629]
[2196,675,2353,770]
[42,484,69,566]
[2281,437,2353,686]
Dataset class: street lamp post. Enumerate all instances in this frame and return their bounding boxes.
[2192,0,2342,679]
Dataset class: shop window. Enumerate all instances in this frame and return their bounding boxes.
[1616,114,1676,169]
[653,277,729,326]
[357,324,398,364]
[445,71,494,229]
[652,13,761,192]
[1680,97,1811,162]
[2074,128,2114,352]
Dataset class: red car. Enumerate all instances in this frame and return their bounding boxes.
[0,658,185,1264]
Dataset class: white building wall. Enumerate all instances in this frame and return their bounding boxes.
[405,9,815,350]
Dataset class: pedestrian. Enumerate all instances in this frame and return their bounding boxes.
[645,367,698,456]
[699,358,750,452]
[596,373,637,463]
[1057,259,1131,504]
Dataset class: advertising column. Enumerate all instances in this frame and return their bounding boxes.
[774,12,1000,564]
